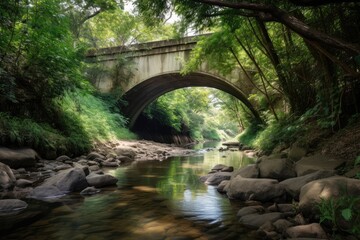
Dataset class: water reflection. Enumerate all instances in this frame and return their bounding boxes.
[2,146,260,240]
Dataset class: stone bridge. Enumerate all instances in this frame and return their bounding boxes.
[86,35,260,127]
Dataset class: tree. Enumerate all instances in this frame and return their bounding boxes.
[134,0,360,126]
[62,0,123,39]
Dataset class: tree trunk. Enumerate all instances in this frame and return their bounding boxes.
[195,0,360,54]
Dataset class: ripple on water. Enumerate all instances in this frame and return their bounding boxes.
[3,148,260,240]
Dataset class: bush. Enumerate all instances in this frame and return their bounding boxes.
[318,194,360,236]
[238,122,262,146]
[202,128,221,141]
[0,88,137,158]
[239,117,305,153]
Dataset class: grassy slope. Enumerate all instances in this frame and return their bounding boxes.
[0,89,137,158]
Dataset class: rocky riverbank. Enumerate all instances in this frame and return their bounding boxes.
[1,139,359,239]
[0,140,195,213]
[200,143,360,240]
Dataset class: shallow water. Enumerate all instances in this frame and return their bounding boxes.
[2,142,260,240]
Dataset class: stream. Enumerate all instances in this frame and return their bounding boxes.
[2,142,261,240]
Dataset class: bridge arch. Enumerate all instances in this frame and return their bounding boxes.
[87,35,262,127]
[121,71,261,128]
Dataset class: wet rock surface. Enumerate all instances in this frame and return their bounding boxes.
[199,146,359,240]
[1,140,358,239]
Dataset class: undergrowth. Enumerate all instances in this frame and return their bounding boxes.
[238,117,305,153]
[0,88,136,158]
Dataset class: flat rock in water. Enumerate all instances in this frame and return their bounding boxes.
[41,168,88,193]
[31,185,65,199]
[0,147,38,168]
[0,199,28,215]
[227,176,285,202]
[86,173,118,188]
[205,172,232,185]
[211,164,228,171]
[80,186,101,195]
[295,154,345,176]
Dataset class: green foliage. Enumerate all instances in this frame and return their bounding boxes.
[80,8,179,48]
[0,0,86,114]
[239,117,305,153]
[0,112,72,157]
[201,128,221,141]
[238,122,262,147]
[318,195,360,236]
[142,87,241,141]
[0,88,136,157]
[57,89,137,142]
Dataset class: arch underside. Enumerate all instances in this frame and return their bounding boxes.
[121,72,261,128]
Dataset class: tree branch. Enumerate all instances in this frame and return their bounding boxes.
[193,0,360,54]
[288,0,359,7]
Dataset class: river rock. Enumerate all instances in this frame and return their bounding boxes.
[86,173,118,188]
[15,179,33,188]
[211,164,228,171]
[237,205,265,218]
[80,186,101,195]
[205,172,232,185]
[101,161,120,167]
[39,168,88,193]
[217,180,230,193]
[280,170,335,199]
[299,176,360,217]
[295,154,346,176]
[0,199,28,215]
[54,164,72,171]
[0,162,16,190]
[118,155,134,163]
[199,174,212,182]
[30,185,65,199]
[267,203,295,213]
[286,223,327,239]
[239,212,283,229]
[258,158,296,180]
[55,155,71,162]
[0,147,38,168]
[221,166,234,172]
[87,152,105,160]
[227,176,286,202]
[12,186,34,199]
[114,147,136,159]
[231,164,259,179]
[72,163,90,176]
[89,165,100,172]
[273,219,294,234]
